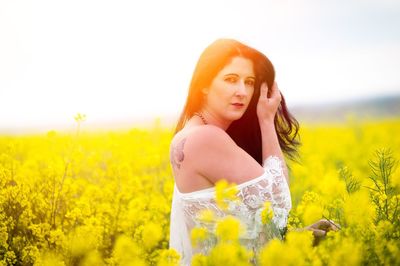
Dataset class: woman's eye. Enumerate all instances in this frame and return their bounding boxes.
[224,77,237,83]
[245,80,255,86]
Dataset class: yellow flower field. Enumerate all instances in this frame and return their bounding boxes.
[0,118,399,265]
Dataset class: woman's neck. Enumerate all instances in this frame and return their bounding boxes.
[197,108,231,131]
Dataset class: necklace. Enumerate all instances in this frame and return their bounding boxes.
[194,112,208,125]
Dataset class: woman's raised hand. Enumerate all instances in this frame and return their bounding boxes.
[257,81,282,123]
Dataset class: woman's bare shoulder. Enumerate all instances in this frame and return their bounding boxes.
[171,125,235,152]
[171,125,262,184]
[170,125,235,171]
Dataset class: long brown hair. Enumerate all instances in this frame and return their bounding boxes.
[175,39,300,164]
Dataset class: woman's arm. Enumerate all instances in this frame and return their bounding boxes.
[257,82,289,184]
[259,122,289,183]
[183,125,265,185]
[257,82,341,243]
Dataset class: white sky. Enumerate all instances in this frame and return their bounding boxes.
[1,0,400,131]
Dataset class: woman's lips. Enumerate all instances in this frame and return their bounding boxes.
[231,103,245,108]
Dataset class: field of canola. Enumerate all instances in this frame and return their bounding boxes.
[0,118,399,265]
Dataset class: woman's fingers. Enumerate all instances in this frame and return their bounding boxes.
[257,81,281,122]
[317,219,341,231]
[304,219,341,246]
[311,228,326,238]
[329,222,341,231]
[259,82,268,101]
[323,219,341,231]
[259,81,281,102]
[270,82,281,102]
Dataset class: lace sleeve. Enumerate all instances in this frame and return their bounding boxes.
[262,156,291,230]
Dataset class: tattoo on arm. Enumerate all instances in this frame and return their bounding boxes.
[170,138,186,170]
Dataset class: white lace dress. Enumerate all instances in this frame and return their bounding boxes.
[169,156,292,265]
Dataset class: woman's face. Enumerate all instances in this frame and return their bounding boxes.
[203,56,255,123]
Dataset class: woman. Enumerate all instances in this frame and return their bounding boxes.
[169,39,338,265]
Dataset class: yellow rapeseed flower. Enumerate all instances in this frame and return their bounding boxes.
[112,234,146,266]
[215,180,239,210]
[215,216,243,242]
[259,231,313,266]
[343,190,375,228]
[142,222,163,250]
[157,249,181,266]
[328,237,362,266]
[261,201,274,224]
[191,253,208,266]
[302,203,324,227]
[197,209,216,223]
[191,227,209,247]
[208,242,252,266]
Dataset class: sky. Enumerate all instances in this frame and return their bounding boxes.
[1,0,400,131]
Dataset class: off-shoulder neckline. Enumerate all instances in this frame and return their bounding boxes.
[175,169,277,199]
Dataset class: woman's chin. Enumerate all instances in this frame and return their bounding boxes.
[228,111,245,121]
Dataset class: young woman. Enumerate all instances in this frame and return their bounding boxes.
[169,39,338,265]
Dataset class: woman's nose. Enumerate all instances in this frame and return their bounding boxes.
[235,81,248,97]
